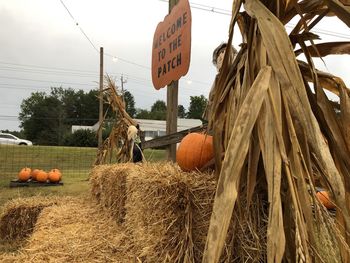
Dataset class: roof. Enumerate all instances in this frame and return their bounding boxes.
[71,118,203,133]
[134,118,202,132]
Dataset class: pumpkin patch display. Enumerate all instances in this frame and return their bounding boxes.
[31,169,40,181]
[48,169,62,183]
[176,133,214,172]
[316,191,336,210]
[36,170,48,183]
[18,167,31,182]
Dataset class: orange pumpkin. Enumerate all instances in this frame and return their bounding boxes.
[176,133,214,171]
[316,191,336,209]
[48,169,62,183]
[31,169,40,181]
[36,170,48,183]
[18,167,31,182]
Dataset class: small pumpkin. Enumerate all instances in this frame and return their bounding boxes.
[18,167,31,182]
[31,169,40,181]
[176,133,214,172]
[316,191,336,209]
[36,170,48,183]
[48,169,62,183]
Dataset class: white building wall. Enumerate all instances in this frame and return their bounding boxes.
[71,118,202,140]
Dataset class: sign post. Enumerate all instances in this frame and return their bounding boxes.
[151,0,191,161]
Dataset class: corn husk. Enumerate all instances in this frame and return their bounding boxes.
[203,1,350,262]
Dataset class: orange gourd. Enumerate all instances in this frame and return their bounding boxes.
[36,170,48,183]
[18,167,31,182]
[31,169,40,181]
[176,133,214,172]
[316,191,336,209]
[48,169,62,183]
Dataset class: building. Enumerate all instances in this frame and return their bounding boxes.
[71,118,202,141]
[71,122,100,133]
[134,118,202,141]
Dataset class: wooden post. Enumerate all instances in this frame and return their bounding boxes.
[98,47,104,148]
[121,75,127,105]
[166,0,179,162]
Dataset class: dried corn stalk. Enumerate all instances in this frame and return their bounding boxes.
[203,0,350,262]
[94,75,136,165]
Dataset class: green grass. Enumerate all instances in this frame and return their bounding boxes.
[0,145,166,210]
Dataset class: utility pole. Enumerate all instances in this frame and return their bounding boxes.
[98,47,104,148]
[166,0,179,162]
[120,75,127,104]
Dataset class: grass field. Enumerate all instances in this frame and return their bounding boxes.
[0,145,166,211]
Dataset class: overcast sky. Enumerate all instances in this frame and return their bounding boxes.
[0,0,349,131]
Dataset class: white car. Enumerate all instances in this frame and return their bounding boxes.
[0,133,33,146]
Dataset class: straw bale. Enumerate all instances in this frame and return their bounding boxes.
[0,197,131,263]
[90,163,130,224]
[124,162,217,262]
[0,196,59,241]
[89,162,268,262]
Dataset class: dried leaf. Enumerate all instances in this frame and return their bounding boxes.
[202,66,272,263]
[325,0,350,27]
[295,41,350,57]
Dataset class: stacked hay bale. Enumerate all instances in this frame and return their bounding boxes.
[123,163,214,262]
[0,197,131,262]
[90,162,214,261]
[0,197,59,241]
[90,164,129,224]
[90,162,268,262]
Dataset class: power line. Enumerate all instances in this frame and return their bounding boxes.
[0,76,96,87]
[0,66,96,78]
[159,0,350,40]
[0,61,212,88]
[158,0,231,16]
[0,61,97,74]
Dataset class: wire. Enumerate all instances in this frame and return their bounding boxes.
[0,76,96,87]
[158,0,231,16]
[0,61,211,88]
[59,0,99,52]
[286,24,350,40]
[160,0,350,40]
[0,67,96,78]
[104,53,151,70]
[58,0,154,69]
[0,61,97,74]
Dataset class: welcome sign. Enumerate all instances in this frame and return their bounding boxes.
[151,0,191,90]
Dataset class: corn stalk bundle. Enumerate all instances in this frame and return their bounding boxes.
[204,0,350,262]
[94,75,136,165]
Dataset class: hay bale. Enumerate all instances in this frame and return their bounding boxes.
[90,164,129,224]
[0,197,131,262]
[0,197,59,241]
[124,162,217,263]
[89,162,268,262]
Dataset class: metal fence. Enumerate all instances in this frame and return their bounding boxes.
[0,144,97,180]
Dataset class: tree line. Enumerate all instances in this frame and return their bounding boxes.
[15,87,208,146]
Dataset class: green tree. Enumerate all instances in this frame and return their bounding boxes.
[19,87,102,145]
[72,89,100,126]
[19,91,66,145]
[187,95,208,119]
[150,100,167,120]
[178,105,186,118]
[135,108,150,119]
[63,129,98,147]
[124,90,136,117]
